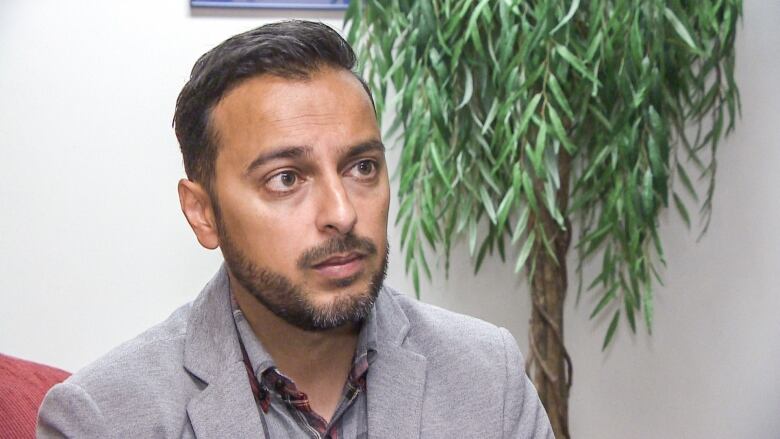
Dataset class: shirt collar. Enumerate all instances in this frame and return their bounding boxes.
[230,290,379,380]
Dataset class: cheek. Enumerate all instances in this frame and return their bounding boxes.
[353,181,390,235]
[219,174,306,232]
[219,191,307,264]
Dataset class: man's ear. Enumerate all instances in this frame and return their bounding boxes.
[177,179,219,250]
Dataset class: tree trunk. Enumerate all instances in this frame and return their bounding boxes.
[526,152,573,439]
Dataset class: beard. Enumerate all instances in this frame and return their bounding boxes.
[216,216,388,332]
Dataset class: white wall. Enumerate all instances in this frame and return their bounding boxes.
[1,1,778,438]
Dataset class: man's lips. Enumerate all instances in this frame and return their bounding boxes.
[311,252,366,279]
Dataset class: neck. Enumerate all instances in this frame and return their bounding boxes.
[230,275,360,386]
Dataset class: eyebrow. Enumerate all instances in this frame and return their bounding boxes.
[245,145,314,174]
[340,139,386,159]
[245,139,385,175]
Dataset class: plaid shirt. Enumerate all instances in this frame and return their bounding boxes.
[232,294,376,439]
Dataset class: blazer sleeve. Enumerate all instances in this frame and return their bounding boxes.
[37,381,111,439]
[499,327,555,438]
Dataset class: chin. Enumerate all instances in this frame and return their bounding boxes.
[313,277,371,302]
[302,282,378,331]
[310,273,378,302]
[323,273,363,290]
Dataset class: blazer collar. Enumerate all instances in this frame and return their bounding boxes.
[187,361,267,438]
[183,263,241,384]
[367,287,428,439]
[183,264,267,438]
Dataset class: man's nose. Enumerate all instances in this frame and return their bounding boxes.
[315,175,358,236]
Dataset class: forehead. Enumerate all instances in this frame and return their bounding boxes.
[210,68,379,167]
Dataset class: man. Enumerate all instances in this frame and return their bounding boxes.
[37,21,553,438]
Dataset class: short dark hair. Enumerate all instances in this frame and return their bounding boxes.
[173,20,372,192]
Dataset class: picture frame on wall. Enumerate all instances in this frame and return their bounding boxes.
[190,0,349,10]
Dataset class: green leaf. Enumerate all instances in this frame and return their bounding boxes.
[511,206,530,245]
[673,192,691,228]
[474,233,492,275]
[602,310,620,351]
[663,7,700,53]
[479,186,497,224]
[647,135,666,200]
[548,105,576,154]
[396,193,414,225]
[384,113,404,140]
[588,103,613,131]
[584,29,603,61]
[641,168,654,217]
[548,75,574,119]
[590,284,617,319]
[517,93,543,137]
[496,229,506,262]
[417,239,432,280]
[477,160,501,194]
[444,0,473,39]
[522,168,539,213]
[383,50,407,84]
[424,77,444,125]
[482,100,500,135]
[550,0,580,34]
[468,217,478,256]
[496,188,516,231]
[512,165,522,199]
[412,263,420,298]
[428,47,447,82]
[420,209,439,248]
[624,292,637,333]
[555,45,600,86]
[676,162,699,202]
[532,123,548,175]
[466,0,491,55]
[538,229,560,264]
[544,146,560,190]
[456,67,474,110]
[643,284,654,334]
[343,1,362,45]
[404,224,417,269]
[515,231,535,273]
[398,162,421,195]
[544,181,565,227]
[399,214,412,247]
[430,143,450,187]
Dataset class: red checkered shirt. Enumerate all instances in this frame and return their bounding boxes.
[232,293,376,439]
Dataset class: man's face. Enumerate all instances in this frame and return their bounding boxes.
[208,67,390,331]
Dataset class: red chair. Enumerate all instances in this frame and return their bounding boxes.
[0,354,70,438]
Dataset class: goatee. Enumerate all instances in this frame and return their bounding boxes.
[218,225,388,331]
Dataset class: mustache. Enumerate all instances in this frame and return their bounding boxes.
[297,234,378,269]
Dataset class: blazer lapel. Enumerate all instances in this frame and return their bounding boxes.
[182,264,266,439]
[186,361,266,438]
[367,288,428,439]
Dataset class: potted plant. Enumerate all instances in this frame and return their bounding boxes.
[346,1,742,437]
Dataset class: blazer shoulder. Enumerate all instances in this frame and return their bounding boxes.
[64,301,194,395]
[380,287,553,437]
[39,302,198,437]
[383,287,508,366]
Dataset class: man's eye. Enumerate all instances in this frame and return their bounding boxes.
[265,171,300,193]
[351,160,377,178]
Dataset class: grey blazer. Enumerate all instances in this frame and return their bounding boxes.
[37,265,553,438]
